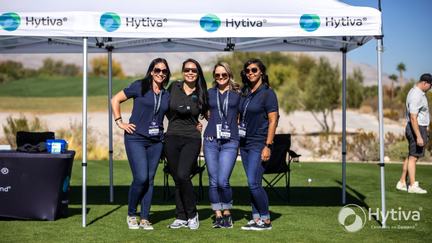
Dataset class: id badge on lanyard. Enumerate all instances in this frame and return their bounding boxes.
[217,122,231,139]
[148,120,160,136]
[149,92,162,136]
[216,90,231,139]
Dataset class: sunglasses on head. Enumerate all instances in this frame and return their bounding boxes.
[245,67,259,74]
[214,73,229,79]
[153,68,168,75]
[183,68,198,74]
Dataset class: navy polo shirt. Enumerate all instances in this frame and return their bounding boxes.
[239,84,278,143]
[166,81,202,139]
[123,80,170,140]
[204,87,241,140]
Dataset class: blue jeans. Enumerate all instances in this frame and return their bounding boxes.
[240,142,270,220]
[203,138,239,211]
[124,133,163,220]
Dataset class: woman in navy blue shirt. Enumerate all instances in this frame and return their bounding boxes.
[165,58,208,230]
[111,58,171,230]
[203,62,241,228]
[239,59,279,231]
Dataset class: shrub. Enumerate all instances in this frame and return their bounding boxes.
[90,56,125,79]
[2,115,47,148]
[38,58,81,76]
[56,121,108,160]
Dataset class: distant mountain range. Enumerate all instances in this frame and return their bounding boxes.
[0,52,409,86]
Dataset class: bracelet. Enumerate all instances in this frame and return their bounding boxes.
[114,117,122,122]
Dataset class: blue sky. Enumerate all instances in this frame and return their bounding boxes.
[340,0,432,80]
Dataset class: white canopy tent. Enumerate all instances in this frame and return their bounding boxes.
[0,0,387,227]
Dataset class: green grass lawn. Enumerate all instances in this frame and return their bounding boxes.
[1,161,431,242]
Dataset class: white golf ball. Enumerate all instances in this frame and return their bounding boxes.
[307,178,312,183]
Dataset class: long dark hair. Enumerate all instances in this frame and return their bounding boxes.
[140,58,171,96]
[182,58,209,116]
[240,58,270,95]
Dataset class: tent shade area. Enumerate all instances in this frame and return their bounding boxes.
[0,0,386,228]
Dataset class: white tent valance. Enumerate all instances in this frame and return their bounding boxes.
[1,0,381,53]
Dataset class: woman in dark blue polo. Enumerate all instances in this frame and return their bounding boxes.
[165,58,208,230]
[111,58,171,230]
[203,62,241,228]
[239,58,279,231]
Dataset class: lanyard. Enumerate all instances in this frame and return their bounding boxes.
[241,94,252,123]
[216,90,229,121]
[153,91,162,116]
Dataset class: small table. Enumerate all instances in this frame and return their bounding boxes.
[0,150,75,220]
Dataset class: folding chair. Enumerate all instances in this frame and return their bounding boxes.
[263,134,301,201]
[162,153,206,201]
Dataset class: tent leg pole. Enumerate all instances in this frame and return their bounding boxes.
[82,37,88,228]
[342,50,347,205]
[108,49,114,203]
[377,37,386,228]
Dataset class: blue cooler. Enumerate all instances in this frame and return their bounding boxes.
[46,139,68,154]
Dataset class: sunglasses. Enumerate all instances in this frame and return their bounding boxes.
[245,67,259,74]
[183,68,198,74]
[153,68,168,75]
[214,73,229,79]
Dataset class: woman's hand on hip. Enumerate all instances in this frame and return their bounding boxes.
[118,122,136,134]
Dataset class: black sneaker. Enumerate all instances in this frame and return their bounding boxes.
[212,217,223,228]
[222,214,233,228]
[249,220,272,231]
[240,220,257,230]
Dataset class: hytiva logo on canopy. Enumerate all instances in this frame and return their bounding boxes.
[299,14,321,32]
[100,12,121,32]
[200,14,266,32]
[0,12,21,31]
[100,12,167,32]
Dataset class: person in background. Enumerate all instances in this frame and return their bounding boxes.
[165,58,208,230]
[111,58,171,230]
[238,58,279,231]
[396,73,432,194]
[203,62,241,228]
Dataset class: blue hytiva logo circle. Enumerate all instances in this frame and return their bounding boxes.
[200,14,221,32]
[100,12,121,32]
[299,14,320,32]
[0,12,21,31]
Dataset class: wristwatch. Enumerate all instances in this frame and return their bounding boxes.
[265,143,273,149]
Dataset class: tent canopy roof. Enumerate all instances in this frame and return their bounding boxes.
[0,0,381,53]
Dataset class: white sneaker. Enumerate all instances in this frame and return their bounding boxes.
[126,216,139,229]
[408,181,427,194]
[168,219,188,229]
[139,219,154,230]
[187,213,199,230]
[396,181,407,191]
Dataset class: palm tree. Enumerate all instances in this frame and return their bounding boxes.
[397,62,406,82]
[389,74,398,102]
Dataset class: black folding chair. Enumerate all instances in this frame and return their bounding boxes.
[263,134,300,202]
[162,153,206,201]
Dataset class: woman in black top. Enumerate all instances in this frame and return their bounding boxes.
[165,58,208,230]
